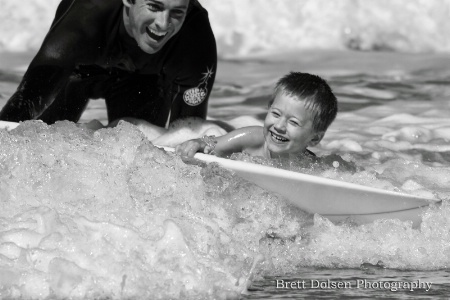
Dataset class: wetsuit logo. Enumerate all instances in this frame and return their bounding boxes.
[183,65,214,106]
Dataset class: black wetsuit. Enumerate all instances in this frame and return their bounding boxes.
[0,0,217,127]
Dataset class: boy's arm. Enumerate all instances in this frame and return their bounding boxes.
[176,126,263,158]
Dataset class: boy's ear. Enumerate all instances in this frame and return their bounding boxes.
[122,0,133,8]
[307,131,324,147]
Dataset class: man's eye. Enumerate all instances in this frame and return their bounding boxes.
[148,4,161,11]
[170,10,185,19]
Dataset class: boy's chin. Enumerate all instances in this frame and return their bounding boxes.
[267,146,290,157]
[268,145,305,158]
[267,143,284,152]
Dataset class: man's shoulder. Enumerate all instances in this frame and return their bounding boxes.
[59,0,122,26]
[183,0,212,28]
[76,0,122,10]
[190,0,209,15]
[39,0,123,62]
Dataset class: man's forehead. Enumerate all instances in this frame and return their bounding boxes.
[145,0,189,9]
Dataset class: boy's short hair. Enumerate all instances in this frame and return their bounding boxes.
[270,72,338,132]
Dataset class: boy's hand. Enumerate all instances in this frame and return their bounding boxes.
[175,139,207,158]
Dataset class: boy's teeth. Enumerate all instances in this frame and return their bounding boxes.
[271,132,287,141]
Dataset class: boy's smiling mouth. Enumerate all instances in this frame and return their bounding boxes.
[270,131,289,142]
[146,27,168,42]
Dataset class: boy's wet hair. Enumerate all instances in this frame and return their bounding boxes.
[270,72,338,132]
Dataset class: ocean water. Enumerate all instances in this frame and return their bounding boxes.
[2,0,450,56]
[1,1,450,299]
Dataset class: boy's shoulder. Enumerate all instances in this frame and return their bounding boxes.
[305,148,316,157]
[233,126,264,139]
[233,126,265,151]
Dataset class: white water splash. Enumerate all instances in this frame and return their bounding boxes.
[2,0,450,56]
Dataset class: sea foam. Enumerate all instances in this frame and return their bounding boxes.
[0,120,309,299]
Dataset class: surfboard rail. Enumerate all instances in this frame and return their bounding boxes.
[160,146,441,227]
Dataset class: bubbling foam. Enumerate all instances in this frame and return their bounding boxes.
[0,120,311,299]
[1,120,450,299]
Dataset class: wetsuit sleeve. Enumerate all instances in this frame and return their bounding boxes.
[0,0,94,122]
[163,10,217,124]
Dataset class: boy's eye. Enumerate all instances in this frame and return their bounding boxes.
[289,120,300,126]
[271,111,280,117]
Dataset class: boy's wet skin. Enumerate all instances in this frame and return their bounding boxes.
[175,72,338,159]
[263,92,324,158]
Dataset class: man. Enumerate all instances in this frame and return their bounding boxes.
[0,0,217,128]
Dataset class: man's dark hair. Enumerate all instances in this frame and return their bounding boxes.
[269,72,338,133]
[127,0,198,12]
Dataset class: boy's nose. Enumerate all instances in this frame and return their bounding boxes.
[274,119,286,132]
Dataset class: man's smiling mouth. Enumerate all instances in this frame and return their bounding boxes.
[146,27,167,42]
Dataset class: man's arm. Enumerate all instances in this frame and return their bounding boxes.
[0,65,71,122]
[162,7,218,125]
[0,0,96,122]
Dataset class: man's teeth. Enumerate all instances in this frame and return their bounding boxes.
[271,132,288,141]
[149,28,167,37]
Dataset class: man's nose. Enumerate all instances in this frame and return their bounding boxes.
[155,11,170,30]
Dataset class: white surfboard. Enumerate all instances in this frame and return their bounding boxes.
[0,121,440,226]
[160,147,441,227]
[0,120,22,130]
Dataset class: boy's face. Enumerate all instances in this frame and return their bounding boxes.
[123,0,189,54]
[263,92,324,156]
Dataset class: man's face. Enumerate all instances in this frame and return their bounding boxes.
[123,0,189,54]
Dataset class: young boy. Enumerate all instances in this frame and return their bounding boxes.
[175,72,338,159]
